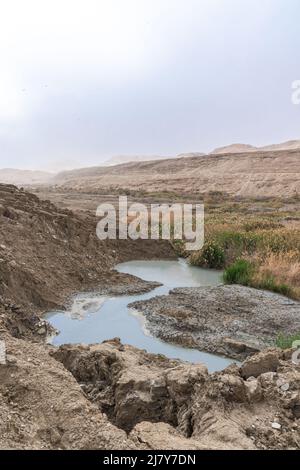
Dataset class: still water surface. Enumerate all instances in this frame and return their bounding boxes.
[46,259,234,372]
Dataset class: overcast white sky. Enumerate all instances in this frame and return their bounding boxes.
[0,0,299,171]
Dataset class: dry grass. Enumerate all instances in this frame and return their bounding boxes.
[188,198,300,299]
[252,251,300,299]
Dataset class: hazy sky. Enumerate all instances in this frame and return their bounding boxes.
[0,0,299,171]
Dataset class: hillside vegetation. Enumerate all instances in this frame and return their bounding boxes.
[189,196,300,299]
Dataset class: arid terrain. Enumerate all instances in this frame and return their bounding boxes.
[1,0,300,454]
[0,180,300,450]
[47,148,300,199]
[2,141,300,199]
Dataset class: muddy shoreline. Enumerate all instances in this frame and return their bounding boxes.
[129,285,300,361]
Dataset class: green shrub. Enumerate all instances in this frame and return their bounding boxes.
[275,332,300,349]
[215,230,260,254]
[191,241,225,269]
[223,259,253,285]
[257,276,291,297]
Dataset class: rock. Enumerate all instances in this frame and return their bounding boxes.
[130,421,206,450]
[166,364,208,406]
[241,350,280,379]
[259,372,277,388]
[245,378,262,402]
[3,333,300,450]
[281,383,290,392]
[37,326,47,335]
[219,374,248,402]
[276,378,290,392]
[6,354,17,364]
[246,376,257,382]
[292,403,300,419]
[223,338,259,355]
[271,422,281,430]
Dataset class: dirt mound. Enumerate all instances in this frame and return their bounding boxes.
[0,184,174,339]
[52,341,300,450]
[51,338,208,433]
[1,334,299,449]
[0,334,140,449]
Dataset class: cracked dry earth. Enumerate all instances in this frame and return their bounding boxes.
[0,184,300,450]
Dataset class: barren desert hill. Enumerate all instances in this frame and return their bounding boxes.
[0,168,54,186]
[2,140,300,198]
[210,143,257,154]
[51,148,300,198]
[260,139,300,152]
[210,139,300,155]
[176,152,206,158]
[103,154,172,166]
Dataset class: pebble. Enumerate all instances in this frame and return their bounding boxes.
[271,422,281,430]
[281,383,290,392]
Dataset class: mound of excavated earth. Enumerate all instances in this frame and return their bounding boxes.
[0,184,174,339]
[0,334,141,450]
[129,285,300,360]
[1,334,299,449]
[52,339,300,450]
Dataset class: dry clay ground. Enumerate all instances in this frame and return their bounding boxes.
[0,184,300,450]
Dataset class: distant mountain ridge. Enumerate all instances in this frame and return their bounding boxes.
[1,139,300,190]
[210,144,256,154]
[103,155,172,166]
[0,169,54,186]
[50,148,300,199]
[176,152,206,158]
[210,140,300,155]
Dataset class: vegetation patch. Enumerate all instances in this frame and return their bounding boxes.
[190,241,225,269]
[223,259,253,285]
[276,332,300,349]
[188,197,300,299]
